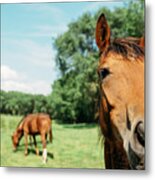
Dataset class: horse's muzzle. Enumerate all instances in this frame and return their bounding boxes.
[13,147,17,152]
[128,143,145,170]
[128,121,145,170]
[135,121,145,147]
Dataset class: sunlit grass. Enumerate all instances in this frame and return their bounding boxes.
[0,114,104,169]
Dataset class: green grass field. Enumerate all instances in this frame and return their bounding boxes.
[0,114,104,169]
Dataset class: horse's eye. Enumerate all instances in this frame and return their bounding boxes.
[99,68,110,80]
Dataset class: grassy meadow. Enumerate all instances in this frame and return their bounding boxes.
[0,114,104,169]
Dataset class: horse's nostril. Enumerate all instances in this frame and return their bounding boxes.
[135,122,145,147]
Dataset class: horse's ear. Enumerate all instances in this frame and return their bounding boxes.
[96,13,111,52]
[139,37,145,48]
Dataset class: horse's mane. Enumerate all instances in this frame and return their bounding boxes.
[107,37,144,60]
[16,116,25,130]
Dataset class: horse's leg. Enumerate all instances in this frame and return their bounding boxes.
[29,135,32,147]
[33,135,39,156]
[49,128,53,143]
[41,133,47,163]
[24,132,28,156]
[45,134,48,143]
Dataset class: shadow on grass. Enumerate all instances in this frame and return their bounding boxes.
[14,142,54,159]
[17,140,52,148]
[28,149,54,159]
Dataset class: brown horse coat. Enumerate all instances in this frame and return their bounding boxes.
[12,113,52,163]
[95,14,144,169]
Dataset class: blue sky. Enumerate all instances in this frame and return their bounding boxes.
[1,1,124,95]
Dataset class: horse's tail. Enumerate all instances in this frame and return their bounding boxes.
[49,127,53,143]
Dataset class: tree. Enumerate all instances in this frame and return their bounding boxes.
[1,0,144,124]
[0,91,50,116]
[51,0,144,123]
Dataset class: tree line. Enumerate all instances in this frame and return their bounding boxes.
[0,90,52,116]
[1,0,144,124]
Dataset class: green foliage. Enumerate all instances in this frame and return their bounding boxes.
[0,91,50,116]
[1,0,144,124]
[50,52,99,123]
[1,114,104,168]
[51,0,144,123]
[124,0,144,37]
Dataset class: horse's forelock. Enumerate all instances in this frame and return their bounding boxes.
[103,38,144,61]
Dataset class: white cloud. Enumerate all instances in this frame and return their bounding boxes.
[1,65,18,81]
[1,24,68,39]
[2,38,56,68]
[2,80,51,95]
[1,37,58,95]
[1,26,67,40]
[1,2,73,95]
[18,39,56,67]
[35,24,68,38]
[1,65,51,95]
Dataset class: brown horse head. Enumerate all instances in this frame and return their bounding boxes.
[12,131,19,151]
[12,129,23,151]
[96,14,144,169]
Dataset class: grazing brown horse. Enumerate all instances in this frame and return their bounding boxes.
[12,113,52,163]
[95,14,144,169]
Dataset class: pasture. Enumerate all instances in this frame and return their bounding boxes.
[0,114,104,169]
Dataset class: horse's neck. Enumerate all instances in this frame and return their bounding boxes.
[18,121,24,130]
[16,121,24,138]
